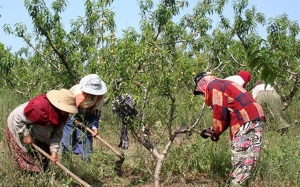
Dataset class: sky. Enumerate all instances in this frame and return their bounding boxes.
[0,0,299,52]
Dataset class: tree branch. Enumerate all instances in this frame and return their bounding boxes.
[21,36,60,70]
[229,52,247,67]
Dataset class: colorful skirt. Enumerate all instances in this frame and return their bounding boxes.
[6,127,50,172]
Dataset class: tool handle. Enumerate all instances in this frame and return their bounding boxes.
[75,121,124,159]
[31,143,91,187]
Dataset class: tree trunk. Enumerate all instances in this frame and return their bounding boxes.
[152,140,173,187]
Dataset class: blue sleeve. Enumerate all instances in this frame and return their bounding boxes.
[87,113,100,129]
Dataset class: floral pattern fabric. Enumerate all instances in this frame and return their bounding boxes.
[230,120,265,185]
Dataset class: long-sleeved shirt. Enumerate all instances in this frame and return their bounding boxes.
[205,79,265,140]
[252,84,275,100]
[7,102,65,153]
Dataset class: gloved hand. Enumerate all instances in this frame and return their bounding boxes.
[91,128,98,137]
[210,134,219,142]
[200,128,220,141]
[200,128,212,139]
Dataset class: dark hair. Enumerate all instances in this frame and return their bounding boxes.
[193,72,208,95]
[194,72,207,85]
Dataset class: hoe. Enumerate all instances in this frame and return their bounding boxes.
[74,121,125,173]
[31,143,91,187]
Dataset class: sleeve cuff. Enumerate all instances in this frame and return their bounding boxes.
[50,144,59,153]
[23,129,30,137]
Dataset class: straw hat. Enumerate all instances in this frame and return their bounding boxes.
[79,74,107,95]
[46,89,78,114]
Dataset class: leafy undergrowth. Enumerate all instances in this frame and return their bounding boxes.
[1,92,300,186]
[2,125,300,187]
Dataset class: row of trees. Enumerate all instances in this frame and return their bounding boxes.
[0,0,299,186]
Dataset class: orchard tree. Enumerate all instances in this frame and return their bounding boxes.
[0,43,32,94]
[2,1,205,186]
[0,44,15,76]
[212,0,300,108]
[105,1,242,186]
[2,0,117,97]
[260,14,300,110]
[1,0,300,186]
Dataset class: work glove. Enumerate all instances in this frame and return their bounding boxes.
[200,128,219,141]
[200,128,212,139]
[210,134,219,142]
[91,128,98,137]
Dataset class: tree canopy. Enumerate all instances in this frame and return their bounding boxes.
[0,0,299,186]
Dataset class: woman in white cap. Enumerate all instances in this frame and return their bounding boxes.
[6,89,78,173]
[62,74,107,163]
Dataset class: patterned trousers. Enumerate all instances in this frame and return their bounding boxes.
[230,120,265,186]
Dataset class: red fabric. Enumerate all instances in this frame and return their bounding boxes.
[237,70,252,87]
[205,79,265,140]
[24,94,68,127]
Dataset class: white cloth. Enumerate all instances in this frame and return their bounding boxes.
[252,84,275,99]
[225,75,245,87]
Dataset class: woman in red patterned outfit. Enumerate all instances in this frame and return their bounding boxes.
[193,72,266,186]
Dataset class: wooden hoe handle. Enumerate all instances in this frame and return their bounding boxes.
[31,143,91,187]
[75,121,125,159]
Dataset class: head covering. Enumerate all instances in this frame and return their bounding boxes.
[80,74,107,96]
[24,89,77,127]
[193,72,214,95]
[237,70,252,87]
[46,89,78,114]
[70,84,104,109]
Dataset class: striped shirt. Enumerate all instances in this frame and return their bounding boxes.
[205,79,265,139]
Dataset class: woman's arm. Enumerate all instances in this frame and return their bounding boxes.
[49,123,64,154]
[10,103,32,142]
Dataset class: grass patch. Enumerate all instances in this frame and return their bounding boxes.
[1,89,300,186]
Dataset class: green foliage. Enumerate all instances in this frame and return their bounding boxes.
[165,137,230,176]
[0,43,15,75]
[1,0,300,186]
[247,39,278,84]
[1,90,300,186]
[2,0,119,97]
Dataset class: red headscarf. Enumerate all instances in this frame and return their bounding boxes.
[237,70,252,88]
[24,94,68,127]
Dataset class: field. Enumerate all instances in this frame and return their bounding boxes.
[1,89,300,187]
